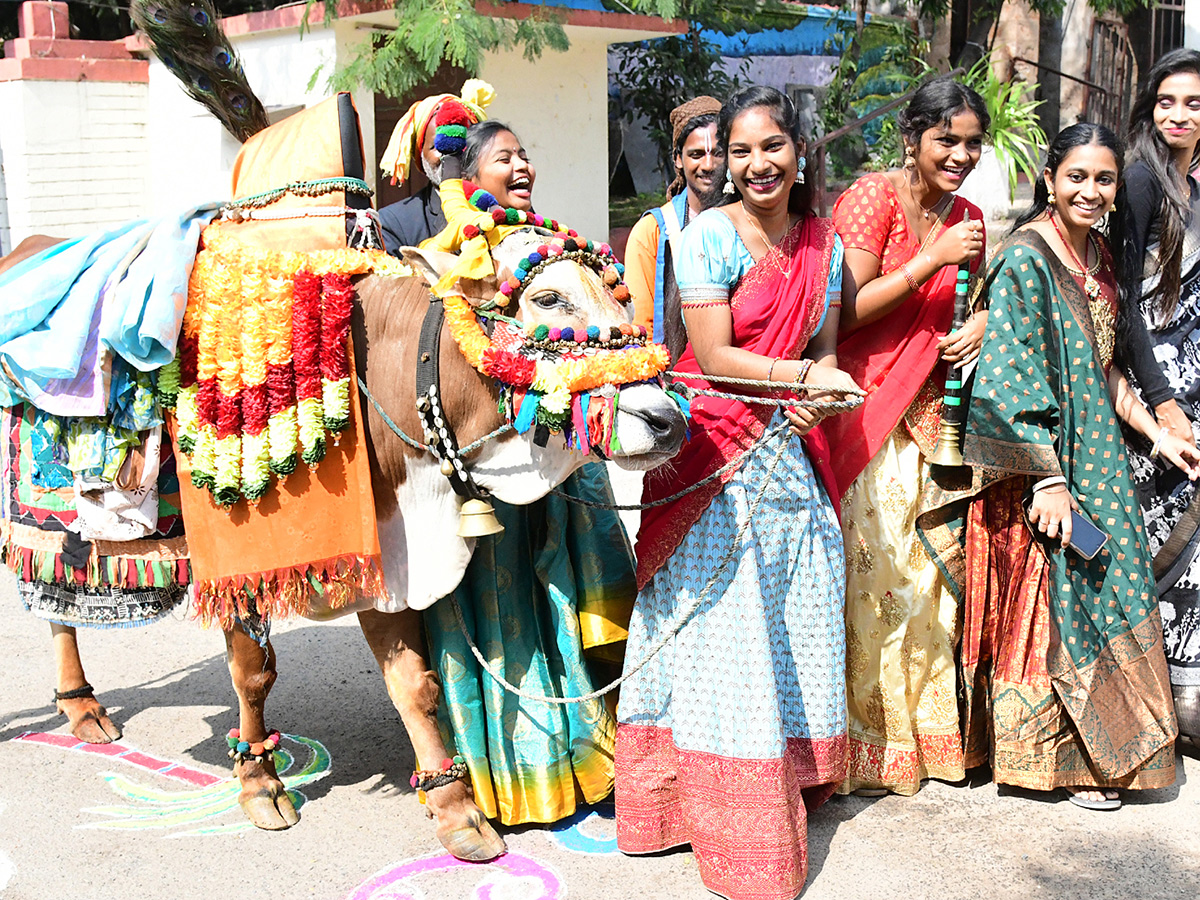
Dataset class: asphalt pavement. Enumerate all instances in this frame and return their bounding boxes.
[0,564,1198,900]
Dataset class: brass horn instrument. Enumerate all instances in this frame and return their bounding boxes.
[929,217,974,468]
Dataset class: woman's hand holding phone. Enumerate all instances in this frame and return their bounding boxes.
[1027,485,1077,550]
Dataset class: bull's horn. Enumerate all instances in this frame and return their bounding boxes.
[458,498,504,538]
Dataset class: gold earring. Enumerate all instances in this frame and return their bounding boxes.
[904,150,916,169]
[1047,189,1056,205]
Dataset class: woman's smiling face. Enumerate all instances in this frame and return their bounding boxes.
[1046,142,1119,231]
[913,110,984,192]
[726,106,799,210]
[1153,71,1200,154]
[473,129,536,210]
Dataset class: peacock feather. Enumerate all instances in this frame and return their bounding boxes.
[130,0,270,143]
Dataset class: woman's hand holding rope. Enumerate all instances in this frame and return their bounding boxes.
[784,362,861,436]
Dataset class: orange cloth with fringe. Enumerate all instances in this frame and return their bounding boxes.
[168,341,382,623]
[169,93,384,625]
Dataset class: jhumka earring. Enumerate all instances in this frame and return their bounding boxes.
[797,155,807,185]
[1047,189,1057,205]
[904,149,916,169]
[723,169,735,195]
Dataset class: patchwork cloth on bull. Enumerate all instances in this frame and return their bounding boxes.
[160,95,395,629]
[0,210,208,626]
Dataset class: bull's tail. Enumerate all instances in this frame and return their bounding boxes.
[130,0,270,143]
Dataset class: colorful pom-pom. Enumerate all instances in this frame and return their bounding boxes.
[436,100,473,127]
[507,276,521,290]
[568,229,578,237]
[561,327,574,341]
[619,323,633,336]
[237,741,251,753]
[433,134,466,155]
[527,252,542,265]
[506,209,520,224]
[575,331,587,343]
[463,224,480,239]
[548,327,562,341]
[616,262,626,276]
[610,326,623,340]
[500,282,514,296]
[534,324,550,340]
[587,325,600,340]
[613,284,631,302]
[492,209,507,223]
[410,774,419,788]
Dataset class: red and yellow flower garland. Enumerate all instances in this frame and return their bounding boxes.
[158,222,408,506]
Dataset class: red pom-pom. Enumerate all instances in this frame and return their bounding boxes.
[436,100,473,127]
[462,180,480,197]
[492,209,507,223]
[463,224,480,239]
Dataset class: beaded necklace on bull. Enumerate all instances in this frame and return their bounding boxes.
[421,104,682,493]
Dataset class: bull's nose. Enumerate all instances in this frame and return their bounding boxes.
[635,405,685,441]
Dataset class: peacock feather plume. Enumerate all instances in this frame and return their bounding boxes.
[130,0,270,143]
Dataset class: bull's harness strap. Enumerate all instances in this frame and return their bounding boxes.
[414,294,492,502]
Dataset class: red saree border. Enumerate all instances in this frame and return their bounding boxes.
[615,724,846,900]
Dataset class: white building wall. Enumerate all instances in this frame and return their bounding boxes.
[481,30,612,241]
[1187,0,1200,49]
[147,25,340,213]
[0,79,148,246]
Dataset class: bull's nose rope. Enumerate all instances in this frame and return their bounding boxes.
[449,421,793,705]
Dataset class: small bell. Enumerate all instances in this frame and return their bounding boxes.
[440,458,455,477]
[457,498,505,537]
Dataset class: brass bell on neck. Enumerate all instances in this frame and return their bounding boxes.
[457,498,505,537]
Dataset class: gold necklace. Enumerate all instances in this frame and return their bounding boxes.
[743,209,791,277]
[1049,212,1102,300]
[908,180,949,220]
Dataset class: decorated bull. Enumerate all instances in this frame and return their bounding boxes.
[0,0,686,863]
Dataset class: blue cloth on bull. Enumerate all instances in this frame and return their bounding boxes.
[0,205,219,416]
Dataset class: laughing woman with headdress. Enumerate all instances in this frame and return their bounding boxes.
[1119,48,1200,741]
[922,124,1195,809]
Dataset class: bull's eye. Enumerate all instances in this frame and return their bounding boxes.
[530,291,566,310]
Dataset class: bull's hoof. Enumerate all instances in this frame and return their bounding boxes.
[57,698,122,744]
[236,759,301,831]
[426,780,506,862]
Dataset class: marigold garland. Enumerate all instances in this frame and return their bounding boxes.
[159,221,409,506]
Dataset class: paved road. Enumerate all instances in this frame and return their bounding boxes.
[0,566,1197,900]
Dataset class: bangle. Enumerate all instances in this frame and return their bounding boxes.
[1151,428,1169,459]
[1032,475,1067,493]
[900,262,920,292]
[794,358,814,387]
[767,357,779,382]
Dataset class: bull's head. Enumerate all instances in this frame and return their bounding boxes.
[403,228,687,474]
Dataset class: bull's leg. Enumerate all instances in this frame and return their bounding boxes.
[51,623,122,743]
[357,607,505,862]
[225,624,299,830]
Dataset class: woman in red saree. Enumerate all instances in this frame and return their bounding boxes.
[615,86,858,900]
[822,77,988,796]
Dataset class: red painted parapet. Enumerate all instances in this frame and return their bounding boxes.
[0,1,148,82]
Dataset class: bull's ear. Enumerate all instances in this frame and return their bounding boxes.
[399,247,464,295]
[399,246,501,307]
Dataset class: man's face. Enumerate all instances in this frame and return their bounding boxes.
[420,104,443,184]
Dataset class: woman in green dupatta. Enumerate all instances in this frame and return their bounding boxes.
[922,124,1197,809]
